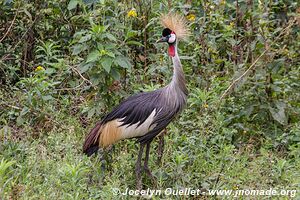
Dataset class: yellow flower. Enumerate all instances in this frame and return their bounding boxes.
[159,55,163,62]
[233,185,239,190]
[35,65,45,72]
[127,9,137,18]
[187,13,196,22]
[203,104,209,109]
[229,22,235,27]
[100,49,107,56]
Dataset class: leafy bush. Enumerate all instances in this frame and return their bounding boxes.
[0,0,299,198]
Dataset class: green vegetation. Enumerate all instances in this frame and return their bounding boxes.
[1,0,299,199]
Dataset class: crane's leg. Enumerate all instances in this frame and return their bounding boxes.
[100,146,114,171]
[157,129,167,165]
[135,143,145,190]
[144,141,156,184]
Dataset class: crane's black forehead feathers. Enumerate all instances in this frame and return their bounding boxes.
[162,28,172,37]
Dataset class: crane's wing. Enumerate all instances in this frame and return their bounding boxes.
[101,89,181,142]
[102,89,163,127]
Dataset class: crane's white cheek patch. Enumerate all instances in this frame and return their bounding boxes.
[119,109,157,139]
[168,34,176,43]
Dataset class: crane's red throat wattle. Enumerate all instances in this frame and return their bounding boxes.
[168,45,175,57]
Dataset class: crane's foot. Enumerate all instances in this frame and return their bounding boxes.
[144,165,157,186]
[157,129,166,165]
[135,167,143,190]
[99,146,114,171]
[135,140,158,190]
[143,141,157,186]
[135,143,145,190]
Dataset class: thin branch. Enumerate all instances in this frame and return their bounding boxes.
[56,66,96,91]
[1,56,32,65]
[56,65,96,91]
[220,18,297,100]
[0,7,19,43]
[0,102,21,110]
[168,0,172,10]
[69,65,96,89]
[214,162,225,189]
[1,102,61,126]
[55,81,85,91]
[0,17,37,62]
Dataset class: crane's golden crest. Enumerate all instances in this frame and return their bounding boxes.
[160,12,190,40]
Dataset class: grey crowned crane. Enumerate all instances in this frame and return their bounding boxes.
[83,13,190,189]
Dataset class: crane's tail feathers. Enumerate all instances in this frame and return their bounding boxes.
[83,120,123,156]
[83,121,102,156]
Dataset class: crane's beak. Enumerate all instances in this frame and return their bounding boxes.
[156,36,168,43]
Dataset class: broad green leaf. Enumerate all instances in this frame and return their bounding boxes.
[269,101,287,125]
[101,57,113,73]
[42,95,53,101]
[4,0,13,4]
[80,62,94,73]
[0,159,15,178]
[126,30,138,39]
[106,51,115,58]
[16,115,25,126]
[91,25,110,34]
[44,68,56,75]
[114,56,131,69]
[86,50,99,63]
[20,107,29,116]
[87,108,95,119]
[126,40,144,46]
[72,44,84,55]
[24,8,32,21]
[73,30,86,38]
[105,33,117,42]
[78,34,91,43]
[67,0,79,10]
[111,68,120,80]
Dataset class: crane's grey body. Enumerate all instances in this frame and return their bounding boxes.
[99,42,187,144]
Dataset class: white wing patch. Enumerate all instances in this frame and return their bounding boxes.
[118,109,158,139]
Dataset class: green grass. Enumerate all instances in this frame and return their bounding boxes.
[1,110,299,199]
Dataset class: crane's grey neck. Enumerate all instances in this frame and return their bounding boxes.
[161,41,188,112]
[168,42,188,95]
